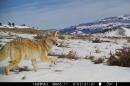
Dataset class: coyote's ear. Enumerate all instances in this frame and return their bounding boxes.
[47,32,51,36]
[45,31,57,37]
[45,32,51,36]
[43,32,50,38]
[51,31,57,36]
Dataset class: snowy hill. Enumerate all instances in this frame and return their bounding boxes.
[103,27,130,37]
[0,24,45,34]
[60,14,130,37]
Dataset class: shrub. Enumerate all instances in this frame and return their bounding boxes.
[58,50,79,60]
[70,35,87,39]
[57,53,66,58]
[21,24,26,26]
[57,41,69,48]
[0,44,2,47]
[92,38,101,43]
[92,58,104,64]
[0,22,2,26]
[58,35,66,40]
[85,56,104,64]
[107,47,130,67]
[85,56,95,61]
[8,22,11,27]
[95,48,100,53]
[66,50,79,59]
[12,22,15,27]
[127,38,130,43]
[34,35,43,39]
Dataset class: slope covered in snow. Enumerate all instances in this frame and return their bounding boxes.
[103,27,130,37]
[60,14,130,37]
[122,27,130,36]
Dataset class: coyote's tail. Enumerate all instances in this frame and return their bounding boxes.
[0,44,10,61]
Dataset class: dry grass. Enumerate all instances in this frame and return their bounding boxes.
[85,55,104,64]
[92,37,111,43]
[69,35,87,40]
[57,53,66,58]
[0,44,2,47]
[85,56,95,61]
[0,27,44,34]
[58,41,69,48]
[34,35,43,39]
[57,50,79,60]
[107,47,130,67]
[95,48,101,53]
[58,35,66,40]
[92,38,101,43]
[127,39,130,43]
[92,58,104,64]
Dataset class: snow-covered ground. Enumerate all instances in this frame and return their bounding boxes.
[51,38,128,59]
[0,32,130,82]
[1,59,130,82]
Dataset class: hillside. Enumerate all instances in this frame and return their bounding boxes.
[0,24,45,34]
[60,14,130,37]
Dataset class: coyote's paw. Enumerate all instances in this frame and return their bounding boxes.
[4,67,10,75]
[48,56,58,66]
[52,57,58,65]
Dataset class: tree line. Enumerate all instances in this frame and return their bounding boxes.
[0,22,15,27]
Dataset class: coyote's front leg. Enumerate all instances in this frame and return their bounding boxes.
[48,56,58,65]
[40,51,57,65]
[31,59,37,72]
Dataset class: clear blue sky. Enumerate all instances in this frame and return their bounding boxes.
[0,0,130,29]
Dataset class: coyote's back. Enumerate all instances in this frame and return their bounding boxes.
[0,31,58,75]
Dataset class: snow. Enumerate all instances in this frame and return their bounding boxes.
[62,15,130,36]
[0,31,130,82]
[50,39,126,59]
[122,27,130,36]
[104,30,121,37]
[14,33,36,39]
[0,24,30,29]
[76,22,129,30]
[14,25,31,29]
[104,27,130,37]
[0,25,13,28]
[119,15,130,20]
[0,59,130,82]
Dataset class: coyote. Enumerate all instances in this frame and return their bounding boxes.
[0,31,58,75]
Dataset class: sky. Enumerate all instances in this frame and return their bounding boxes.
[0,0,130,29]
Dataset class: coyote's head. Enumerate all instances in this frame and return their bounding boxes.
[45,31,58,50]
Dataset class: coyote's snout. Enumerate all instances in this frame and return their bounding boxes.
[0,31,58,75]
